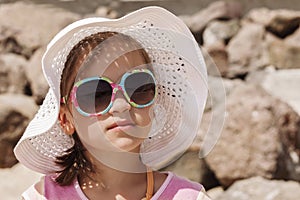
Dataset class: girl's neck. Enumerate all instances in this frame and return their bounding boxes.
[81,149,147,189]
[82,140,147,173]
[78,151,149,199]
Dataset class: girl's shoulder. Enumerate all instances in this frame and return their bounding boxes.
[22,177,46,200]
[154,172,211,200]
[22,175,85,200]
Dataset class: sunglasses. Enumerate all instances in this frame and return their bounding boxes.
[62,69,157,117]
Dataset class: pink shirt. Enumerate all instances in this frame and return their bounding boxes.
[23,172,211,200]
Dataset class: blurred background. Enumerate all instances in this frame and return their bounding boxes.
[0,0,300,199]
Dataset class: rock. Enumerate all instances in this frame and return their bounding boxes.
[0,163,41,200]
[203,42,229,77]
[245,8,273,27]
[0,28,24,56]
[273,97,300,182]
[0,53,28,94]
[162,151,219,189]
[245,65,276,86]
[207,186,224,199]
[227,22,268,78]
[202,76,242,112]
[258,69,300,181]
[25,47,49,104]
[0,2,80,56]
[180,1,242,43]
[203,19,240,46]
[266,31,300,69]
[194,78,241,166]
[246,7,300,38]
[286,26,300,44]
[0,94,38,168]
[165,151,206,183]
[252,69,300,116]
[205,83,300,187]
[85,6,118,18]
[216,176,300,200]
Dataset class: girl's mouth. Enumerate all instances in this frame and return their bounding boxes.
[107,121,135,132]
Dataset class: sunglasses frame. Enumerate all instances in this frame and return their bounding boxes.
[63,69,157,117]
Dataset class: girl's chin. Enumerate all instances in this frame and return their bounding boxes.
[108,137,143,153]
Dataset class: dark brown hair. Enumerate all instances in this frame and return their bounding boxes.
[56,31,151,186]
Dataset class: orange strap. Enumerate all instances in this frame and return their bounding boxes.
[145,168,154,200]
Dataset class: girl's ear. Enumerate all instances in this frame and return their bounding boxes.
[59,106,75,135]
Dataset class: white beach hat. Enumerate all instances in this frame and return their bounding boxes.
[14,6,208,174]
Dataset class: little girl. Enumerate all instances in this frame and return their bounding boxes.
[14,6,210,200]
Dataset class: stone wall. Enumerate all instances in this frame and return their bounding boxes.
[0,1,300,199]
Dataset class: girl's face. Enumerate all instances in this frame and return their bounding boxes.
[69,48,154,154]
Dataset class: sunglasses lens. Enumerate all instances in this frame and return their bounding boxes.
[76,79,112,114]
[125,72,156,106]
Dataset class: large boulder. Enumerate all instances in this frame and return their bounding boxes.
[0,53,28,94]
[216,176,300,200]
[194,77,241,154]
[25,47,49,104]
[266,28,300,69]
[0,94,38,168]
[162,151,207,183]
[202,19,240,77]
[162,150,219,189]
[226,22,268,78]
[247,68,300,116]
[0,2,80,56]
[180,1,242,43]
[205,83,300,187]
[253,69,300,180]
[0,27,25,56]
[203,19,240,46]
[246,8,300,38]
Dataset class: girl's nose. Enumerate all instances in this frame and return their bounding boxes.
[108,91,131,114]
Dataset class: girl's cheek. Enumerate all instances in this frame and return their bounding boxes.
[131,107,153,126]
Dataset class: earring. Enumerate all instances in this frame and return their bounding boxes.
[63,123,74,135]
[66,125,70,133]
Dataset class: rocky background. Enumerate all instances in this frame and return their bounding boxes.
[0,1,300,199]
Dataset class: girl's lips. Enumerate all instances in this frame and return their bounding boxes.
[107,121,135,131]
